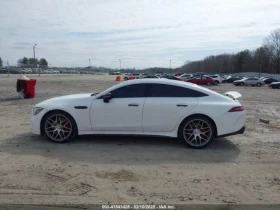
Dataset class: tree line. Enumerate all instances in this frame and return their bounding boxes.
[17,57,48,68]
[178,28,280,74]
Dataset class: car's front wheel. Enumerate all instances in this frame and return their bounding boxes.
[240,82,244,86]
[178,116,215,149]
[124,77,128,81]
[214,81,219,85]
[206,82,211,86]
[256,82,261,87]
[42,111,77,143]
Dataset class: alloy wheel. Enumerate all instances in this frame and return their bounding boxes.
[44,114,72,142]
[183,119,212,147]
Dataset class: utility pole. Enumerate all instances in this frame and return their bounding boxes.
[170,60,171,69]
[259,56,262,78]
[119,59,121,70]
[33,44,38,76]
[89,58,91,67]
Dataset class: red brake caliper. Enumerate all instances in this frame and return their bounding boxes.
[64,120,70,134]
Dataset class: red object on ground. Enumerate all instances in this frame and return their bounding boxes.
[129,76,136,80]
[17,79,37,98]
[25,79,37,98]
[187,77,214,85]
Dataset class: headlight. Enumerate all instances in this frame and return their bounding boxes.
[33,107,44,115]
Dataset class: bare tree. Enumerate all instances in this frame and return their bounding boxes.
[264,28,280,73]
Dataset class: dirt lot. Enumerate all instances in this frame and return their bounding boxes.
[0,75,279,206]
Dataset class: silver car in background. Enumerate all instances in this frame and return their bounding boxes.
[233,77,265,87]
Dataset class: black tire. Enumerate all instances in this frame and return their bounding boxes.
[41,110,78,143]
[178,115,215,149]
[124,77,128,81]
[256,83,261,87]
[214,81,219,85]
[278,85,280,89]
[240,82,244,86]
[206,82,211,86]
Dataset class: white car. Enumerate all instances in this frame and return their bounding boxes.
[30,79,246,149]
[177,74,193,81]
[210,75,223,85]
[233,77,265,87]
[123,73,142,80]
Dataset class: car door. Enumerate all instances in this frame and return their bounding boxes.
[246,78,252,85]
[201,76,208,85]
[191,77,200,84]
[90,84,146,132]
[142,84,201,132]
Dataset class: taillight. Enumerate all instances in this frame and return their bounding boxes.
[228,106,244,112]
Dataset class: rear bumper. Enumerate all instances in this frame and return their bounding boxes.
[217,126,245,138]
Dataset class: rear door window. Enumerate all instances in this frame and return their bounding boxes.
[146,84,208,97]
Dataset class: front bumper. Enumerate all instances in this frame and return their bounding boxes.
[217,126,245,138]
[30,109,47,135]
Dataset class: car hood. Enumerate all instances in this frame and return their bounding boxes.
[270,81,280,85]
[35,93,93,107]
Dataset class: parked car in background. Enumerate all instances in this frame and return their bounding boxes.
[187,76,214,86]
[123,73,142,80]
[175,72,183,76]
[31,79,246,149]
[178,74,193,81]
[223,76,243,83]
[259,77,270,80]
[209,75,223,85]
[269,81,280,89]
[0,68,8,74]
[160,75,181,80]
[233,77,264,87]
[262,78,279,84]
[21,68,32,74]
[143,75,159,78]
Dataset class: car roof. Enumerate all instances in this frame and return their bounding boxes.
[99,78,220,97]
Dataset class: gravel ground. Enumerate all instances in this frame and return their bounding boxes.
[0,74,279,207]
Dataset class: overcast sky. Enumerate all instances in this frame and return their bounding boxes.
[1,0,280,68]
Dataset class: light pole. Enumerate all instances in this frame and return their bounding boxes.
[33,44,37,60]
[119,59,121,70]
[170,60,171,69]
[89,58,91,67]
[33,44,38,75]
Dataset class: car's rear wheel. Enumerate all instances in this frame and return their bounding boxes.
[214,81,219,85]
[256,82,261,87]
[178,116,215,149]
[206,82,211,86]
[124,77,128,81]
[42,111,77,143]
[240,82,244,86]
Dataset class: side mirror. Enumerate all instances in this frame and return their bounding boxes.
[103,93,112,103]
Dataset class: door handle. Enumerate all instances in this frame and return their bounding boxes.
[177,104,188,107]
[128,104,139,107]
